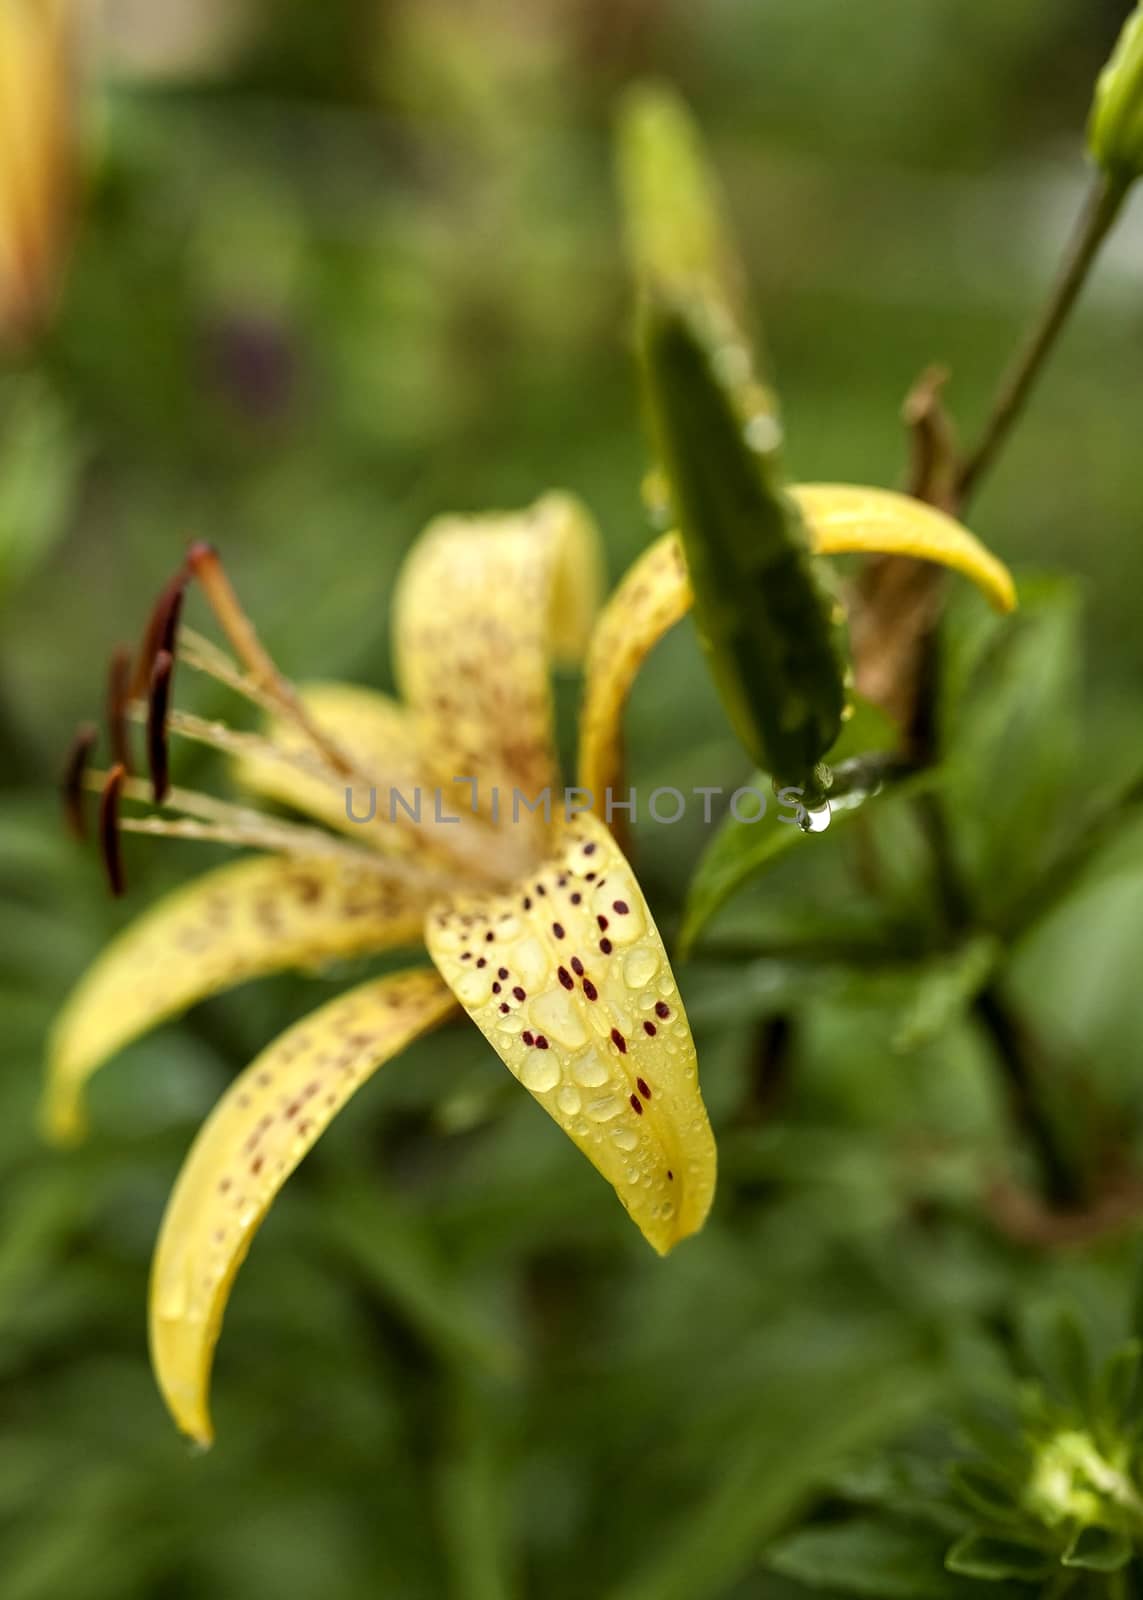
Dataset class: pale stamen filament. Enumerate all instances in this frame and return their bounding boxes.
[82,769,454,889]
[179,626,303,726]
[163,647,537,887]
[186,544,357,778]
[132,702,338,787]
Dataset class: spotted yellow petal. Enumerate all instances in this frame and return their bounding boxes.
[578,486,1016,808]
[45,855,430,1145]
[424,811,716,1255]
[797,484,1017,613]
[393,492,603,846]
[150,967,456,1446]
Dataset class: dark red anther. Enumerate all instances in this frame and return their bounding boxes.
[99,763,127,897]
[106,644,133,774]
[147,648,175,803]
[132,566,187,697]
[61,723,97,840]
[185,539,218,573]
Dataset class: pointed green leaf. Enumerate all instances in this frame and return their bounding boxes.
[680,759,937,953]
[616,83,749,334]
[949,1464,1031,1528]
[640,301,846,789]
[765,1516,974,1598]
[1022,1303,1093,1414]
[608,1355,939,1600]
[945,1532,1056,1582]
[1061,1524,1133,1572]
[1097,1342,1142,1431]
[0,376,83,603]
[938,576,1083,926]
[954,1413,1029,1481]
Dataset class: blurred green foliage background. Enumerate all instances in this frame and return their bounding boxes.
[4,1,1143,1596]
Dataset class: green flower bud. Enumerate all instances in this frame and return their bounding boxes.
[1089,4,1143,186]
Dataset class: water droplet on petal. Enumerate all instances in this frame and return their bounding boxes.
[532,989,588,1048]
[572,1051,609,1088]
[520,1053,560,1093]
[623,947,660,989]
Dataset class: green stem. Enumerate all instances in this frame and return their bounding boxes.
[973,981,1080,1208]
[955,171,1129,509]
[904,175,1135,1208]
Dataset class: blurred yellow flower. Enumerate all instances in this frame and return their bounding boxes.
[46,487,1011,1446]
[0,0,79,344]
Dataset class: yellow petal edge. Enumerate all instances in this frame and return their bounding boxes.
[796,484,1017,614]
[45,854,428,1145]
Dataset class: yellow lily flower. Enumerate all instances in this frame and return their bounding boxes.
[46,485,1013,1448]
[0,0,79,344]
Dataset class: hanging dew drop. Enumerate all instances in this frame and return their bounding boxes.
[800,799,832,834]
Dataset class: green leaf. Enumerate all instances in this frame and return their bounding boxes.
[315,1176,515,1380]
[607,1356,940,1600]
[1021,1303,1092,1414]
[938,576,1083,925]
[765,1516,975,1599]
[640,300,847,790]
[949,1465,1029,1528]
[0,377,83,603]
[616,83,751,343]
[1096,1342,1141,1432]
[680,759,937,954]
[954,1414,1029,1481]
[887,936,1001,1053]
[436,1375,516,1600]
[944,1532,1056,1581]
[1061,1524,1133,1572]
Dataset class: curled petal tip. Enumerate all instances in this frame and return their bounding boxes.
[38,1083,86,1148]
[148,969,455,1444]
[793,484,1018,615]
